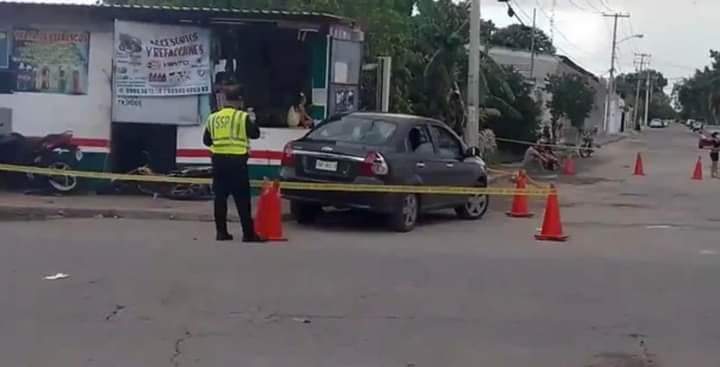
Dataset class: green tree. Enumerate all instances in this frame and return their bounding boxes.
[487,66,541,154]
[490,24,555,55]
[674,50,720,123]
[615,69,668,98]
[615,69,676,122]
[544,73,596,135]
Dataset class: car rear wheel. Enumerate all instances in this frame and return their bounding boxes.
[455,187,489,220]
[388,194,419,232]
[290,201,322,225]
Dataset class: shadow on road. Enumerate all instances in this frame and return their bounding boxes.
[299,208,490,233]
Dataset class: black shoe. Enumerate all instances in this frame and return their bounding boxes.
[216,233,234,241]
[242,235,267,243]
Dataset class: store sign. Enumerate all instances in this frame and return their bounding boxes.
[0,31,8,69]
[12,28,90,94]
[114,20,211,97]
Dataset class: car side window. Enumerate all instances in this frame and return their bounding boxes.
[407,125,434,154]
[430,125,462,159]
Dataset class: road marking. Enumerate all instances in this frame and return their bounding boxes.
[645,225,673,229]
[699,250,718,255]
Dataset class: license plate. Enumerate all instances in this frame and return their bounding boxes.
[315,159,338,172]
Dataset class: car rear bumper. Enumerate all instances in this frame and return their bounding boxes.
[279,173,399,213]
[283,188,399,213]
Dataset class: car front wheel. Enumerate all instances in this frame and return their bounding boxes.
[290,201,322,225]
[388,194,419,232]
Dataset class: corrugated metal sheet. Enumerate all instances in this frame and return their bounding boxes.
[0,0,349,23]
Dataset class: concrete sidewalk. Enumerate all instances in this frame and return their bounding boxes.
[0,192,288,222]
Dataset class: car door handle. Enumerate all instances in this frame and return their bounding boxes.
[445,163,455,168]
[416,162,426,168]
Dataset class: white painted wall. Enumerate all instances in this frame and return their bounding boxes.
[0,9,113,153]
[0,6,320,166]
[177,126,307,165]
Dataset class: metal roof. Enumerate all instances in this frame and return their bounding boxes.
[0,1,350,24]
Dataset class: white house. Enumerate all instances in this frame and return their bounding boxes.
[0,1,363,185]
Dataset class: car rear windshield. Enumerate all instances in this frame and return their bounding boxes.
[307,117,397,145]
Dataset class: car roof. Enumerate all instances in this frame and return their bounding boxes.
[346,112,443,125]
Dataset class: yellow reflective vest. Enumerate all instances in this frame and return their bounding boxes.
[206,108,249,155]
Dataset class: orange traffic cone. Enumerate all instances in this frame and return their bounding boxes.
[562,157,576,176]
[535,184,568,242]
[692,156,703,180]
[507,170,533,218]
[633,152,645,176]
[254,181,287,242]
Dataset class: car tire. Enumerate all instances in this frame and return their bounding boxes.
[455,183,490,220]
[388,194,419,232]
[290,200,322,225]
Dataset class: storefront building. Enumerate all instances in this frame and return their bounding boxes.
[0,2,363,181]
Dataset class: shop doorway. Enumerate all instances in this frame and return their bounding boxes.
[110,122,177,174]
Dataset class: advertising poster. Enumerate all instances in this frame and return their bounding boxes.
[114,20,211,97]
[12,29,90,94]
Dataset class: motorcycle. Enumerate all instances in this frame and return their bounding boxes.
[109,151,213,200]
[0,130,82,193]
[165,166,214,200]
[578,135,595,158]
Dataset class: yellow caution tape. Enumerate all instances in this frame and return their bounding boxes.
[0,163,552,196]
[495,137,593,151]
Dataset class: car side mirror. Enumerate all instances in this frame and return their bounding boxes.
[465,147,481,157]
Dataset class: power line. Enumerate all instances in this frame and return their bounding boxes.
[531,0,596,56]
[622,17,640,54]
[651,58,698,71]
[596,0,615,12]
[505,0,528,25]
[577,0,604,13]
[564,0,596,13]
[509,0,532,23]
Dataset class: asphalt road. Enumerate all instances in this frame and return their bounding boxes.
[2,125,719,367]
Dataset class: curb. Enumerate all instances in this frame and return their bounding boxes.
[0,204,294,223]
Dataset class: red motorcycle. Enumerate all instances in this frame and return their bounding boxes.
[0,130,83,193]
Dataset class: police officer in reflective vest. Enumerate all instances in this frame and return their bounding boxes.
[203,90,264,242]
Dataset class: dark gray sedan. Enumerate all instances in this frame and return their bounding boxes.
[279,112,489,232]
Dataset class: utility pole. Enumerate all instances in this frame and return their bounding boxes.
[529,8,537,84]
[643,57,652,127]
[633,53,650,131]
[465,0,481,147]
[602,12,630,133]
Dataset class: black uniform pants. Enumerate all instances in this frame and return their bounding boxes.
[211,154,254,236]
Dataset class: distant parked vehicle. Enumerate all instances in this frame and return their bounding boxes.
[649,119,664,128]
[280,112,489,232]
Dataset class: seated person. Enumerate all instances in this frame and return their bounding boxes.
[287,92,314,128]
[408,127,433,154]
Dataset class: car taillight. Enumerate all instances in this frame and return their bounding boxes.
[281,143,295,167]
[360,151,389,176]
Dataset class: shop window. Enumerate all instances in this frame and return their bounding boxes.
[210,25,315,129]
